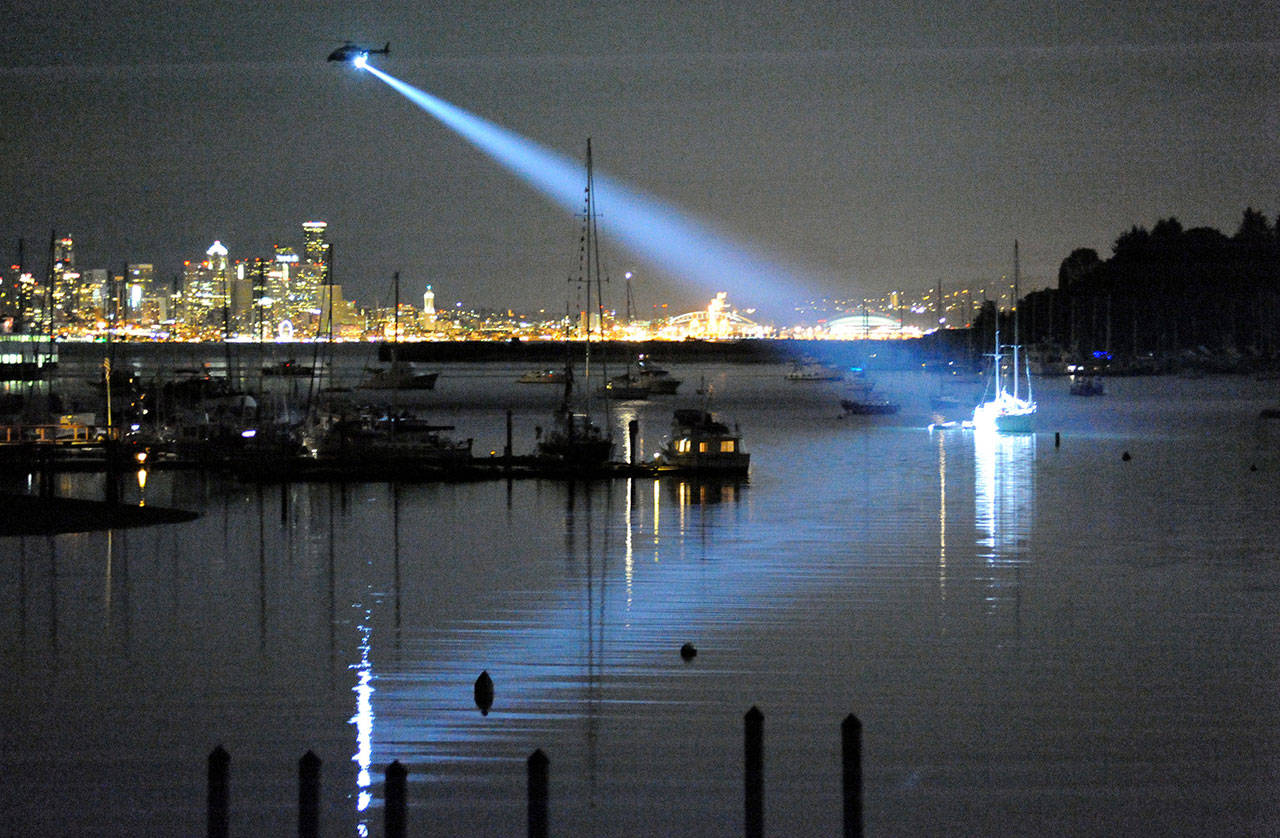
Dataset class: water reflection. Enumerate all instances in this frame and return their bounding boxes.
[349,617,374,837]
[972,429,1036,614]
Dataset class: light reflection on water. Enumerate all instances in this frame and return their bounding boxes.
[2,368,1279,836]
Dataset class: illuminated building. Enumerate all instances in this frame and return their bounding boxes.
[50,236,78,326]
[302,221,329,284]
[655,293,768,339]
[182,241,232,329]
[74,268,108,323]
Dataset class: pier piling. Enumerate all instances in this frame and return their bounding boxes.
[385,760,407,838]
[744,706,764,838]
[207,745,229,838]
[528,749,549,838]
[298,750,320,838]
[842,714,863,838]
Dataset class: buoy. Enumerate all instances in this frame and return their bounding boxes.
[1121,451,1131,461]
[474,670,494,716]
[680,642,697,661]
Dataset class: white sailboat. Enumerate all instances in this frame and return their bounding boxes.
[972,243,1036,433]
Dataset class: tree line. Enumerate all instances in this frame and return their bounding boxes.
[984,208,1280,367]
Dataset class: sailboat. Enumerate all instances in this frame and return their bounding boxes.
[358,271,439,390]
[972,243,1036,433]
[535,139,615,469]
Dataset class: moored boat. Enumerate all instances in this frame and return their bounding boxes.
[654,408,749,476]
[357,360,439,390]
[972,243,1036,433]
[786,360,844,381]
[518,368,567,385]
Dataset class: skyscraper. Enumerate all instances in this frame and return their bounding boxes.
[51,236,77,324]
[302,221,329,284]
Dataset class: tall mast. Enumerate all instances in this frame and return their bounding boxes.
[1012,240,1020,400]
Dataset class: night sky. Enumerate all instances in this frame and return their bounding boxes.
[2,2,1276,319]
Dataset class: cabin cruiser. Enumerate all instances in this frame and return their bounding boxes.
[518,368,567,385]
[357,360,438,390]
[785,360,844,381]
[654,409,749,476]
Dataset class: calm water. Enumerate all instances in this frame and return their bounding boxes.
[2,352,1279,836]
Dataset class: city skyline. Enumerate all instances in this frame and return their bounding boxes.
[1,2,1276,319]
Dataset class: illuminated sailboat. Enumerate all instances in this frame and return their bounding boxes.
[972,243,1036,433]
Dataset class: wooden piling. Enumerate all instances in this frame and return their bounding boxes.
[527,748,549,838]
[1055,431,1060,448]
[744,706,763,838]
[207,745,229,838]
[298,750,320,838]
[842,714,863,838]
[505,409,514,472]
[385,760,407,838]
[628,419,639,466]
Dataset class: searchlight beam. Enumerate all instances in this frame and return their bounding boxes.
[357,63,820,313]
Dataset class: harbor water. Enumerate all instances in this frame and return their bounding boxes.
[2,348,1278,835]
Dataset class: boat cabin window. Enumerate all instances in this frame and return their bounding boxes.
[698,441,709,453]
[676,439,690,454]
[720,440,735,453]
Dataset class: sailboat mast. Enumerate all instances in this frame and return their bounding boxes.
[585,138,610,422]
[1012,240,1020,401]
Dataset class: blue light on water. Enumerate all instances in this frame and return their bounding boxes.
[358,64,824,313]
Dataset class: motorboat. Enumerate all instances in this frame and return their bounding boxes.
[1069,375,1105,396]
[786,360,845,381]
[840,396,900,415]
[357,360,439,390]
[654,408,749,476]
[634,355,681,394]
[518,368,567,385]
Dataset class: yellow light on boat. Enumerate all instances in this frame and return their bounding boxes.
[135,451,147,464]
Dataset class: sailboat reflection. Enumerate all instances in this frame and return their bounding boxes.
[973,427,1036,613]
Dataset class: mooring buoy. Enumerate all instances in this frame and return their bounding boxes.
[474,670,494,715]
[680,643,697,661]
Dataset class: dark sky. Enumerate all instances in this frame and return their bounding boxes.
[1,2,1277,319]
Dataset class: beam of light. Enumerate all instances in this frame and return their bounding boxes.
[359,63,824,314]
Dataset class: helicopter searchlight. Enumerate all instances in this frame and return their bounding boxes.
[327,41,389,66]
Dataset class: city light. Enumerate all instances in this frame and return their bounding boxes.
[358,63,823,314]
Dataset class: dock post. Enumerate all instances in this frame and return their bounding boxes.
[505,409,514,473]
[298,750,320,838]
[528,748,549,838]
[628,419,639,466]
[744,706,764,838]
[385,760,407,838]
[842,714,863,838]
[207,745,229,838]
[1055,431,1061,448]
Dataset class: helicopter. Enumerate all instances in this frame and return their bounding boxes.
[327,41,389,63]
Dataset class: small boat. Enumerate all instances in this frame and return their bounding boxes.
[357,360,438,390]
[518,368,567,385]
[841,396,900,415]
[262,358,313,377]
[634,355,681,394]
[309,409,472,468]
[654,408,749,476]
[1069,375,1105,396]
[786,360,844,381]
